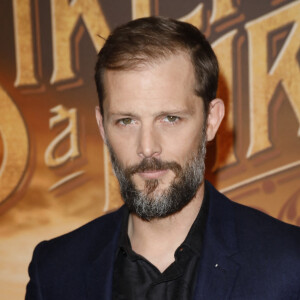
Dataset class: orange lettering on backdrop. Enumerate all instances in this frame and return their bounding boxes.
[0,85,29,203]
[13,0,38,86]
[132,0,151,19]
[44,105,80,167]
[179,3,203,29]
[210,0,238,23]
[50,0,110,83]
[246,1,300,157]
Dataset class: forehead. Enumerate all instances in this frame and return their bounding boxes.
[102,53,201,114]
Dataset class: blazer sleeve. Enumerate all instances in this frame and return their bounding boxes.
[25,242,46,300]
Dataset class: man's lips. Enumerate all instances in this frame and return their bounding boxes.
[137,169,168,180]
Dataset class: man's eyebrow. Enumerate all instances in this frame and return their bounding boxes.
[107,108,195,118]
[155,108,196,117]
[108,112,137,117]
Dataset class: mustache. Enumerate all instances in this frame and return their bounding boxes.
[124,158,182,178]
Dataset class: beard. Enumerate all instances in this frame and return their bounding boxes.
[107,127,207,221]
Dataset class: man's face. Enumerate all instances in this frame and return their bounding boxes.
[100,54,208,220]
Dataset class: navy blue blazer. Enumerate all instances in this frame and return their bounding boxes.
[26,182,300,299]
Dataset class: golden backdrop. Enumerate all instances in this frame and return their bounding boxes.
[0,0,299,298]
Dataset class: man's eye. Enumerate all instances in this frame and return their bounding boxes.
[119,118,132,125]
[165,116,179,123]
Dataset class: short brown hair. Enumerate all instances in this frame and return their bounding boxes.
[95,17,219,116]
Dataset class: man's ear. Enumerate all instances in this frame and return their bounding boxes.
[95,106,107,144]
[206,98,225,141]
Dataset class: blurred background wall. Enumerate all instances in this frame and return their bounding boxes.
[0,0,299,298]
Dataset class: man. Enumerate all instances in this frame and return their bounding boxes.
[26,17,300,299]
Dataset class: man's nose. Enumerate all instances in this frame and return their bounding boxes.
[136,125,162,159]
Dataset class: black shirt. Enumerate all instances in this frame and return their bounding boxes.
[112,187,209,300]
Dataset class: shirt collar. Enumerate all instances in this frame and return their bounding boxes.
[181,182,209,254]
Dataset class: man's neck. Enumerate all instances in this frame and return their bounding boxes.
[127,183,205,273]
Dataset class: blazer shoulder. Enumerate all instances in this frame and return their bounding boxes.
[32,205,125,266]
[207,181,300,231]
[26,207,125,298]
[207,181,300,250]
[231,194,300,240]
[205,182,300,298]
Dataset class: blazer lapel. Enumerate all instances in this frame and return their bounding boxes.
[86,207,124,300]
[193,182,241,300]
[86,240,117,300]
